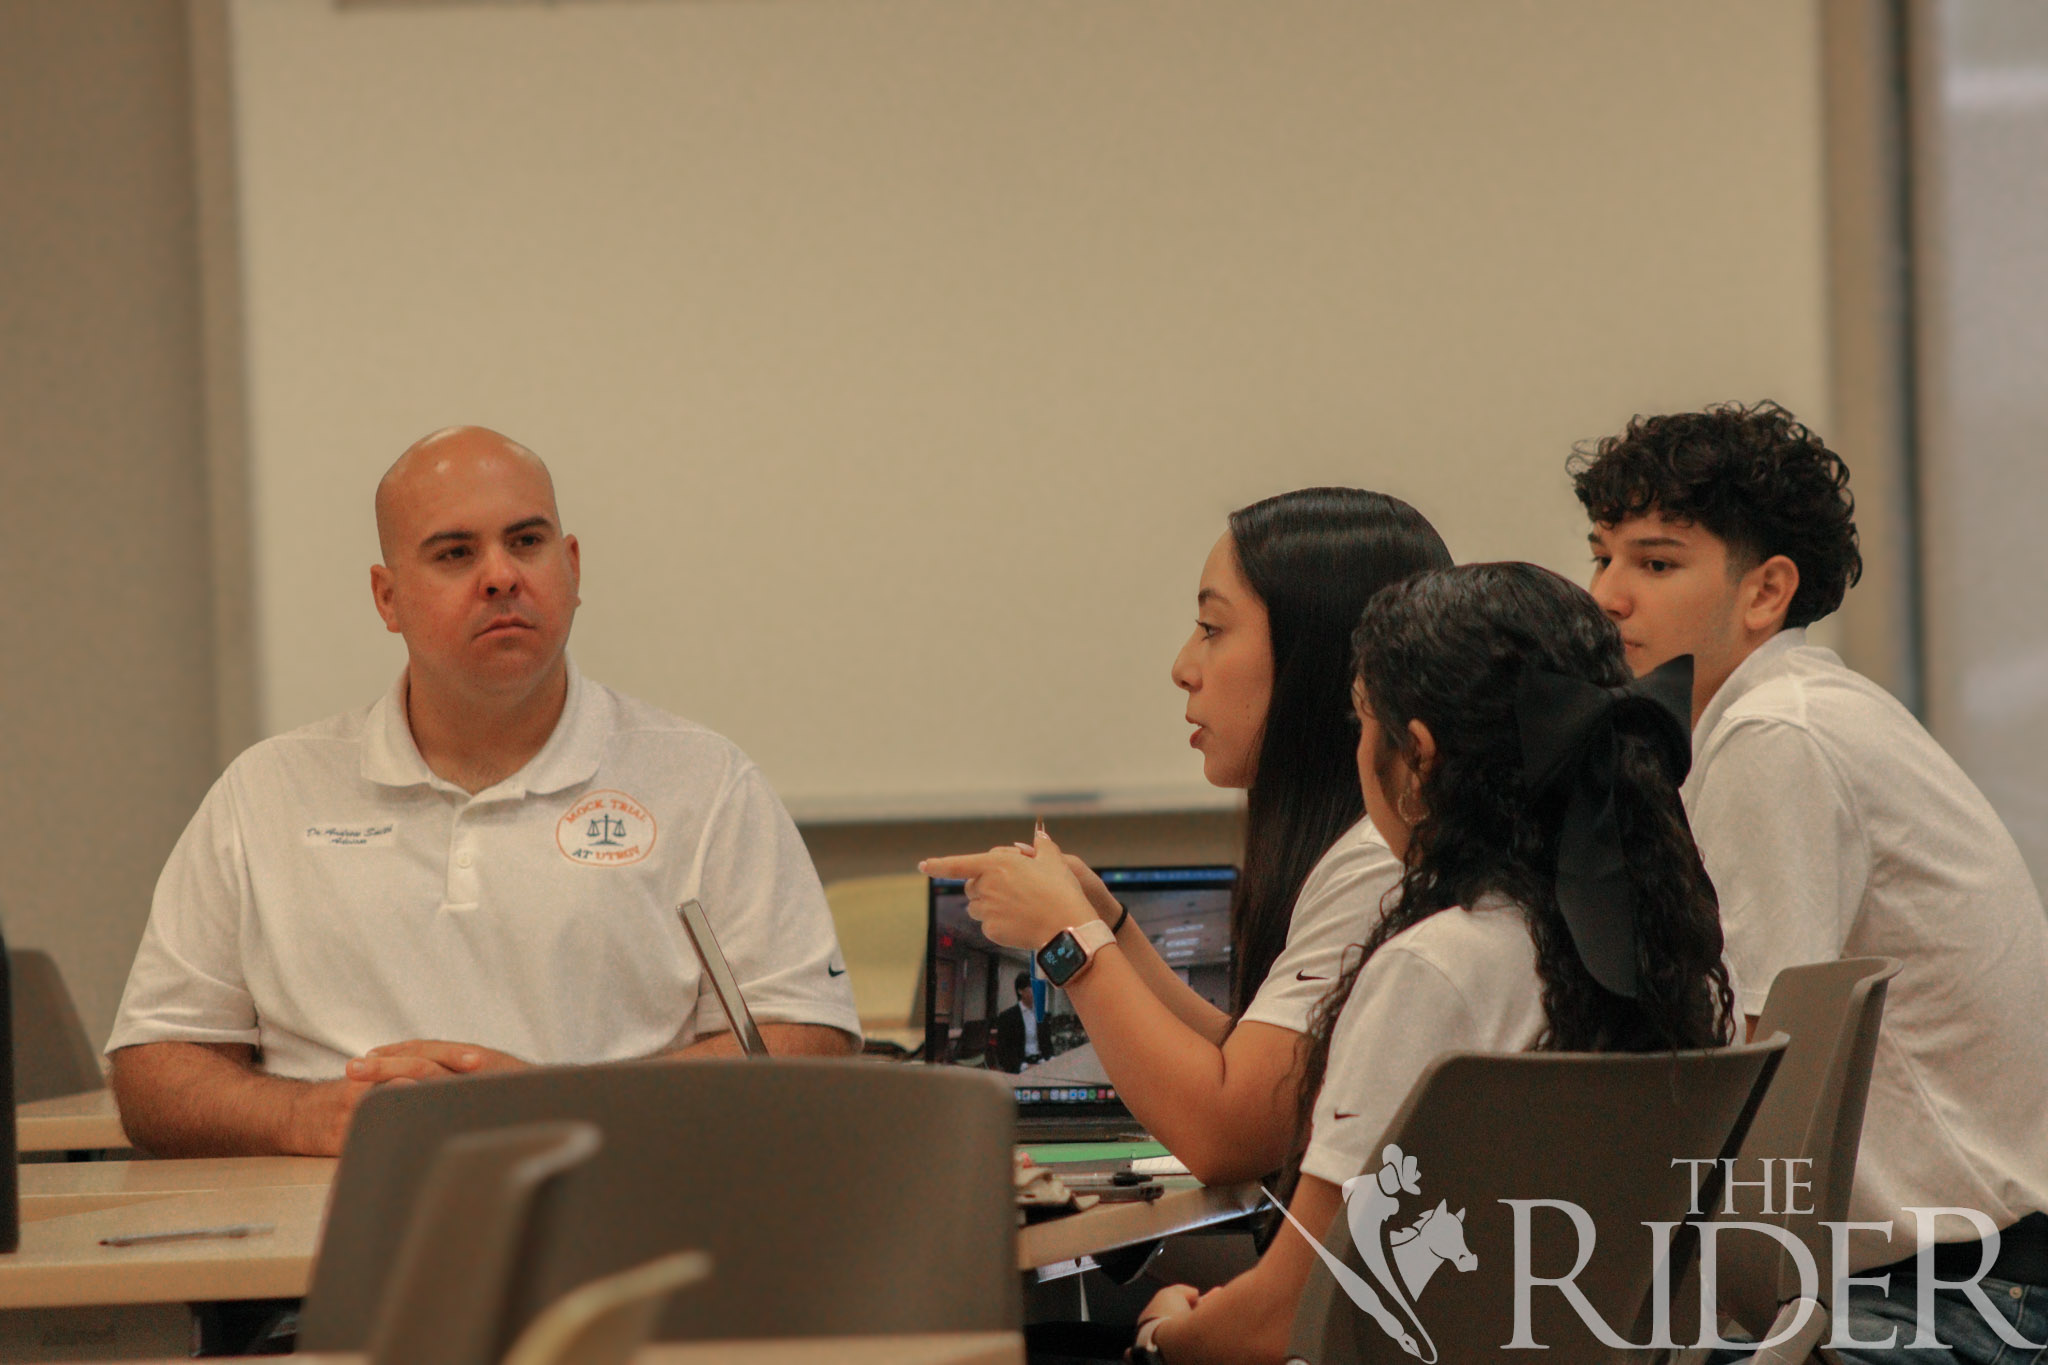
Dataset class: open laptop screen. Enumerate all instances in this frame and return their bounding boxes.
[925,866,1236,1120]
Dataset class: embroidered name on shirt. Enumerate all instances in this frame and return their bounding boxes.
[557,790,657,866]
[304,823,397,847]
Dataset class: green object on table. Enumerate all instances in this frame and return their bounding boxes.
[1021,1140,1170,1164]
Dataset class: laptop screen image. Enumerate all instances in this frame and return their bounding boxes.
[924,866,1236,1127]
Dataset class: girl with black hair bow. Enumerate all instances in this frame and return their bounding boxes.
[1127,563,1736,1365]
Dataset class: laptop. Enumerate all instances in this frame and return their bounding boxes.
[679,898,771,1058]
[924,865,1237,1140]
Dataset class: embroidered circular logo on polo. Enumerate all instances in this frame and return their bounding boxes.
[556,790,656,866]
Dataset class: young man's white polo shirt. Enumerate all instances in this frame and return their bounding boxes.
[1301,898,1544,1186]
[108,659,860,1079]
[1685,628,2048,1264]
[1239,817,1403,1036]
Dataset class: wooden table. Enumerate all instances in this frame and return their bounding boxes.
[121,1336,1023,1364]
[7,1157,1252,1297]
[1016,1180,1266,1271]
[4,1158,336,1309]
[0,1152,1243,1358]
[1,1158,335,1360]
[14,1090,129,1154]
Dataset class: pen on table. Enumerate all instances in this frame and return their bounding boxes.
[1059,1173,1160,1190]
[100,1223,275,1248]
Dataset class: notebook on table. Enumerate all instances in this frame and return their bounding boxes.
[924,864,1236,1142]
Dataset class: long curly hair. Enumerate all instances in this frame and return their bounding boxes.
[1568,401,1862,629]
[1293,564,1735,1148]
[1224,489,1452,1015]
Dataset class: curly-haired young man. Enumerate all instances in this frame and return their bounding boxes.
[1575,402,2048,1361]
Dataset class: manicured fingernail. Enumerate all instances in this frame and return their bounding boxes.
[461,1052,479,1066]
[1012,842,1034,852]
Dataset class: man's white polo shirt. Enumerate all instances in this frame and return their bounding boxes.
[1685,628,2048,1262]
[108,660,860,1079]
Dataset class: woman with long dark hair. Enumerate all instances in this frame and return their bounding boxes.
[1126,564,1735,1365]
[923,489,1451,1182]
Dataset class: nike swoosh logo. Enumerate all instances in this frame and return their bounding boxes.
[1296,971,1328,982]
[1334,1111,1360,1120]
[827,964,847,977]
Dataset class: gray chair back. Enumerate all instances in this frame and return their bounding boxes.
[1286,1038,1786,1364]
[1713,957,1899,1337]
[365,1120,603,1365]
[300,1059,1017,1349]
[11,949,102,1102]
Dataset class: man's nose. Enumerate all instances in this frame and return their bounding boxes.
[479,546,522,597]
[1588,568,1625,618]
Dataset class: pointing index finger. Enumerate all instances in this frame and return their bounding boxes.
[919,852,1004,878]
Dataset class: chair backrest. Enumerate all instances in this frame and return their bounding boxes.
[10,949,103,1103]
[1713,957,1900,1335]
[300,1058,1018,1350]
[499,1250,712,1365]
[822,874,928,1031]
[1287,1038,1786,1365]
[364,1120,603,1365]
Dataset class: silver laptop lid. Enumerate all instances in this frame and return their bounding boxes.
[678,898,770,1059]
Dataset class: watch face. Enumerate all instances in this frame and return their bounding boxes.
[1037,931,1087,986]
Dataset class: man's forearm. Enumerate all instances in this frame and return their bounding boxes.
[673,1023,860,1059]
[108,1041,364,1157]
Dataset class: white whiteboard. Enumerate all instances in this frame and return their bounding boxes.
[229,0,1829,820]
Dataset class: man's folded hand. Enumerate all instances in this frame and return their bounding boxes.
[346,1039,530,1083]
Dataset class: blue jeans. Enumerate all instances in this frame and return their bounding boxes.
[1824,1270,2048,1363]
[1709,1272,2048,1364]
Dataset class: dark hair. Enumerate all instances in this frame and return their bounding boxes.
[1568,401,1862,629]
[1013,971,1031,993]
[1293,564,1735,1146]
[1224,489,1453,1016]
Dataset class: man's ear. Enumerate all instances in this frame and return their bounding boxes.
[565,532,582,607]
[370,564,402,635]
[1741,554,1800,636]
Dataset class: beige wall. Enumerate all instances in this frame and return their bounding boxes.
[1912,0,2048,886]
[803,810,1240,889]
[227,0,1834,822]
[3,0,1913,1048]
[0,2,220,1047]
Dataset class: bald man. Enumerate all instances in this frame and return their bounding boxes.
[107,428,860,1157]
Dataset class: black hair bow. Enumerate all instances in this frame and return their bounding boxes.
[1514,654,1694,1000]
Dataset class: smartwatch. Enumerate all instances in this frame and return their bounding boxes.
[1036,919,1116,987]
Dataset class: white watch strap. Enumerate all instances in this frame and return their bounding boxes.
[1071,918,1116,958]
